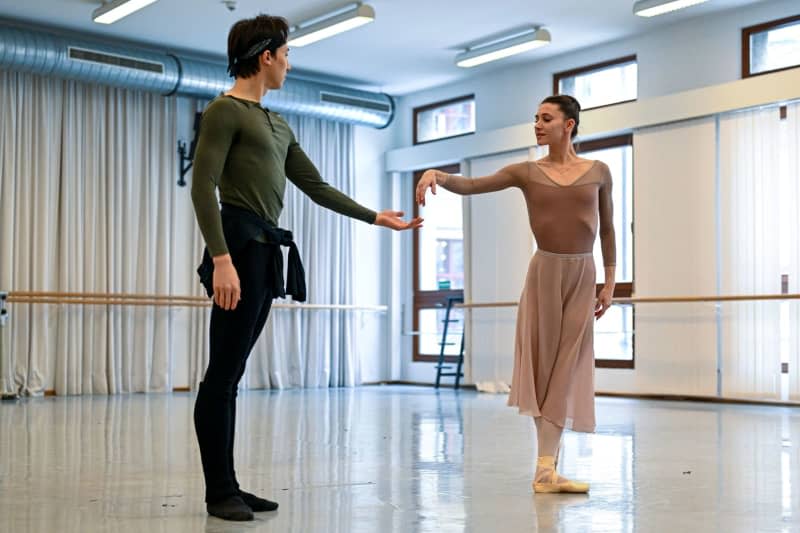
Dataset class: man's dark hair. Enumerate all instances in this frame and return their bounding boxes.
[227,15,289,78]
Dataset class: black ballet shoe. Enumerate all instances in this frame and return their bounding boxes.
[206,495,254,521]
[239,490,279,512]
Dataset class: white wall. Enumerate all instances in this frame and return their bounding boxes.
[391,0,798,143]
[392,102,777,394]
[352,125,399,383]
[374,0,800,388]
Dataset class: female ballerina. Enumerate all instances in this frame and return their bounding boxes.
[416,95,616,493]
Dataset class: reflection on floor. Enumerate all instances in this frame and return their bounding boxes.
[1,386,798,532]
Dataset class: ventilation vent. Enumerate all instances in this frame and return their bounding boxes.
[320,91,392,113]
[68,47,164,74]
[0,21,393,127]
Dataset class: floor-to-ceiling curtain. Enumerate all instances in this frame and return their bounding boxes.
[1,71,361,395]
[785,103,800,400]
[0,70,178,395]
[718,102,800,400]
[244,114,360,389]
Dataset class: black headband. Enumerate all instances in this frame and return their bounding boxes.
[228,36,285,74]
[240,38,273,60]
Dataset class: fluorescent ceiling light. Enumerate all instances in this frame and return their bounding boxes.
[92,0,158,24]
[456,28,551,68]
[633,0,710,17]
[288,3,375,47]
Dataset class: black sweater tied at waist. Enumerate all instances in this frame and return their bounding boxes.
[197,203,306,302]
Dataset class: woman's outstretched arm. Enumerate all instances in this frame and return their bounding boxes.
[416,162,528,205]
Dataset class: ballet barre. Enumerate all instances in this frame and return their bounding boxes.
[456,293,800,309]
[5,291,387,312]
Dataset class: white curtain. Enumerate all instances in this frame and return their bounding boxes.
[786,104,800,400]
[244,114,359,389]
[718,102,800,400]
[0,70,180,395]
[0,71,360,395]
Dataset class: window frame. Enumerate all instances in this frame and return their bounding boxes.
[577,134,635,369]
[412,163,464,363]
[553,55,638,111]
[741,14,800,78]
[413,95,476,145]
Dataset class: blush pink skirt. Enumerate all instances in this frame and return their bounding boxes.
[507,249,597,433]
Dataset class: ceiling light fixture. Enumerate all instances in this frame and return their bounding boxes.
[288,3,375,47]
[633,0,711,18]
[455,27,551,68]
[92,0,159,24]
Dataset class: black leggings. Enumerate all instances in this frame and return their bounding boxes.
[194,240,275,503]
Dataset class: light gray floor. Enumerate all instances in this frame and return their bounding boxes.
[1,386,799,532]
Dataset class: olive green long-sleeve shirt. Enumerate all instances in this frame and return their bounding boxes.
[191,94,377,256]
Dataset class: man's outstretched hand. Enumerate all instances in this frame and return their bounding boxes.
[375,210,423,231]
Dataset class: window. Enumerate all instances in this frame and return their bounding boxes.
[554,56,637,111]
[578,135,635,368]
[413,164,465,362]
[742,14,800,78]
[414,95,475,145]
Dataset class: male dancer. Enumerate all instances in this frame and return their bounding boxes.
[191,14,421,521]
